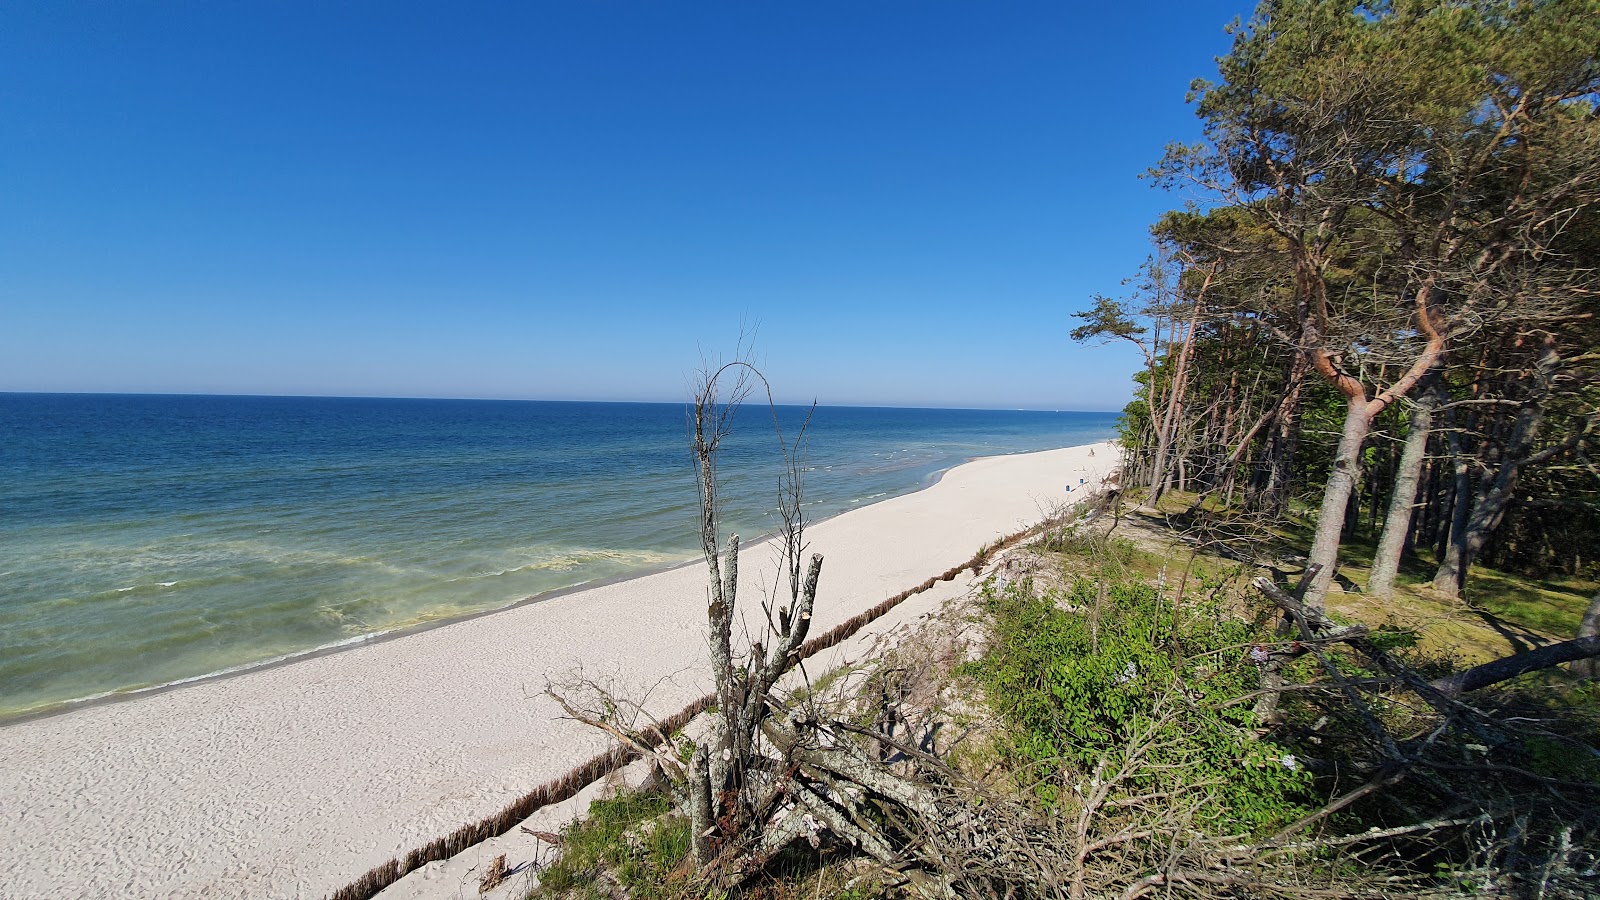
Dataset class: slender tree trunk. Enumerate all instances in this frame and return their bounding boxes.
[1218,405,1275,504]
[1433,340,1561,596]
[1145,407,1176,508]
[1147,277,1210,507]
[1344,479,1362,535]
[1134,320,1168,496]
[1217,368,1242,477]
[1573,593,1600,680]
[1432,440,1473,597]
[1252,424,1297,515]
[1248,354,1308,516]
[1369,381,1440,599]
[1433,470,1452,559]
[1305,398,1374,612]
[1368,451,1383,536]
[1407,451,1438,558]
[1456,402,1546,581]
[1431,393,1479,597]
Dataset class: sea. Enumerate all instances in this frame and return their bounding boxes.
[0,393,1116,722]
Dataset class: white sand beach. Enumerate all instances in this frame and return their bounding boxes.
[0,443,1116,900]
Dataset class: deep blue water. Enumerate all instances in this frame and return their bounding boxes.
[0,394,1115,720]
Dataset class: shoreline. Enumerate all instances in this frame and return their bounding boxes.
[0,442,1117,900]
[0,450,997,729]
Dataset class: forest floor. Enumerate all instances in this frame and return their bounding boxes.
[1138,490,1598,666]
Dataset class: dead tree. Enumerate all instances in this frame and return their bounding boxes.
[550,356,827,876]
[552,358,1012,892]
[685,359,823,873]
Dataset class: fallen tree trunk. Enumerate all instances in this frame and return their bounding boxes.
[1428,636,1600,697]
[1254,574,1600,702]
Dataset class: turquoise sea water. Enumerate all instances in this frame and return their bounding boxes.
[0,394,1116,721]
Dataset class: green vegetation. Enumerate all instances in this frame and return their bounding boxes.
[525,784,887,900]
[530,791,691,900]
[967,573,1314,831]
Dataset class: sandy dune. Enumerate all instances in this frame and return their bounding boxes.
[0,443,1115,899]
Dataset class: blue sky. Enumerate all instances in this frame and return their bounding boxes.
[1,2,1248,410]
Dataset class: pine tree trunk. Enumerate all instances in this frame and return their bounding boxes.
[1147,284,1207,508]
[1434,342,1560,596]
[1456,400,1548,582]
[1248,355,1308,516]
[1432,422,1473,597]
[1305,399,1374,612]
[1369,384,1439,599]
[1252,425,1296,515]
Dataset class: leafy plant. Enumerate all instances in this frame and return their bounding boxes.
[965,575,1313,833]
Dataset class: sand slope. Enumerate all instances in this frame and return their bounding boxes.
[0,443,1115,899]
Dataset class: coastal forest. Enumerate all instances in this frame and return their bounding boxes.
[334,2,1600,898]
[1076,0,1600,618]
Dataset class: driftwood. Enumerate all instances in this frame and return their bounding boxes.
[1573,592,1600,679]
[1230,572,1600,897]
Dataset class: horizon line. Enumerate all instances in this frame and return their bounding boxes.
[0,389,1122,415]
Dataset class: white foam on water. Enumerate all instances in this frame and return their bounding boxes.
[112,581,181,593]
[10,630,395,720]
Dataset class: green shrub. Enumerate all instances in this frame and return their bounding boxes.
[964,576,1313,833]
[1033,529,1140,574]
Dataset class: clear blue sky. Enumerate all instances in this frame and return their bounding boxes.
[1,1,1248,410]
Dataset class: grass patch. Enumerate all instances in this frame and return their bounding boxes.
[527,786,883,900]
[529,790,692,900]
[1341,529,1598,637]
[1215,511,1596,660]
[1460,566,1596,637]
